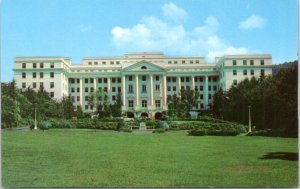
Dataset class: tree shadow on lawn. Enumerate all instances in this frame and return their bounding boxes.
[259,152,298,161]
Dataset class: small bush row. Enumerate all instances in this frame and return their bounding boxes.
[246,129,286,137]
[49,119,118,130]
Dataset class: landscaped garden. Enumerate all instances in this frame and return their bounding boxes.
[2,129,298,187]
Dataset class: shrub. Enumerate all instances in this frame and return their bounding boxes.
[188,129,206,136]
[246,129,285,137]
[152,128,165,133]
[39,121,51,130]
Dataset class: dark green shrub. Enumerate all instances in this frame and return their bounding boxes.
[188,129,206,136]
[152,128,165,133]
[246,129,285,137]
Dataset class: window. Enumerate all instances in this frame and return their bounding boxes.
[110,61,114,65]
[116,61,120,64]
[190,60,194,64]
[50,72,54,78]
[186,77,190,82]
[112,87,116,92]
[112,96,116,101]
[208,86,211,91]
[90,78,93,83]
[70,79,75,83]
[85,96,89,101]
[181,86,185,90]
[200,94,204,99]
[50,62,54,68]
[117,78,121,83]
[260,60,265,65]
[128,85,133,93]
[213,86,217,91]
[71,88,75,92]
[85,78,88,83]
[50,92,54,98]
[142,85,147,93]
[102,61,106,65]
[200,86,203,91]
[172,77,176,82]
[208,77,212,82]
[104,78,107,83]
[142,76,146,81]
[243,70,247,75]
[98,87,102,91]
[251,70,254,75]
[233,60,237,66]
[233,70,237,75]
[155,100,161,108]
[22,72,26,78]
[112,78,116,83]
[196,60,199,64]
[85,87,88,92]
[186,86,190,90]
[200,103,204,109]
[155,76,159,81]
[77,96,80,101]
[33,63,37,68]
[141,66,147,69]
[77,88,80,92]
[173,86,176,91]
[181,77,184,82]
[142,100,147,108]
[94,62,98,65]
[40,72,43,78]
[85,105,89,110]
[182,60,185,64]
[167,77,171,82]
[71,96,75,102]
[98,78,102,83]
[88,62,92,65]
[128,76,133,81]
[233,80,237,86]
[118,87,121,92]
[77,79,80,83]
[33,82,36,88]
[32,72,36,78]
[167,86,171,91]
[168,61,172,64]
[199,77,204,82]
[91,87,94,92]
[90,105,93,110]
[174,61,177,64]
[195,77,198,82]
[243,60,247,66]
[261,69,265,76]
[22,82,26,88]
[40,63,44,68]
[155,85,160,92]
[40,82,44,88]
[128,100,134,108]
[195,86,198,91]
[209,94,212,100]
[213,76,217,82]
[50,82,54,88]
[250,60,254,66]
[22,63,26,68]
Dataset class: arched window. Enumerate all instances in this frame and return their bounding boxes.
[141,66,147,69]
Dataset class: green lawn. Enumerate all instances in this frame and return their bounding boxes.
[2,129,298,187]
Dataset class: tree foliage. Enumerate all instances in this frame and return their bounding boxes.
[213,62,298,137]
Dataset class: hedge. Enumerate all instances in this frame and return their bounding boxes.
[49,119,118,130]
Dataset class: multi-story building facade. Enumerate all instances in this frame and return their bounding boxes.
[13,52,272,119]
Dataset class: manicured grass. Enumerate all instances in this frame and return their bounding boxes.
[2,129,298,187]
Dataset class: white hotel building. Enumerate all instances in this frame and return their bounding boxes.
[13,52,272,118]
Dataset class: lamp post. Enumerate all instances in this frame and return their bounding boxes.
[248,105,252,133]
[34,103,37,130]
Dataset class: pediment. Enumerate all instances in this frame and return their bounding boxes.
[123,60,165,72]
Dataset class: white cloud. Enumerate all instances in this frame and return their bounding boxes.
[239,14,267,29]
[111,3,249,62]
[162,2,187,23]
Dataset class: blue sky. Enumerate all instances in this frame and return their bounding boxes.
[1,0,298,82]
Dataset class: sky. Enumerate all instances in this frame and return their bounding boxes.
[1,0,298,82]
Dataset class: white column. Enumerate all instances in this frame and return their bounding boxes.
[177,76,181,94]
[135,75,139,107]
[150,75,154,106]
[93,78,97,92]
[107,77,111,91]
[192,76,195,90]
[122,75,126,107]
[163,75,167,105]
[205,76,209,109]
[79,78,83,106]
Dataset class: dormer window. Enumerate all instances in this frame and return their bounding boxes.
[141,66,147,69]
